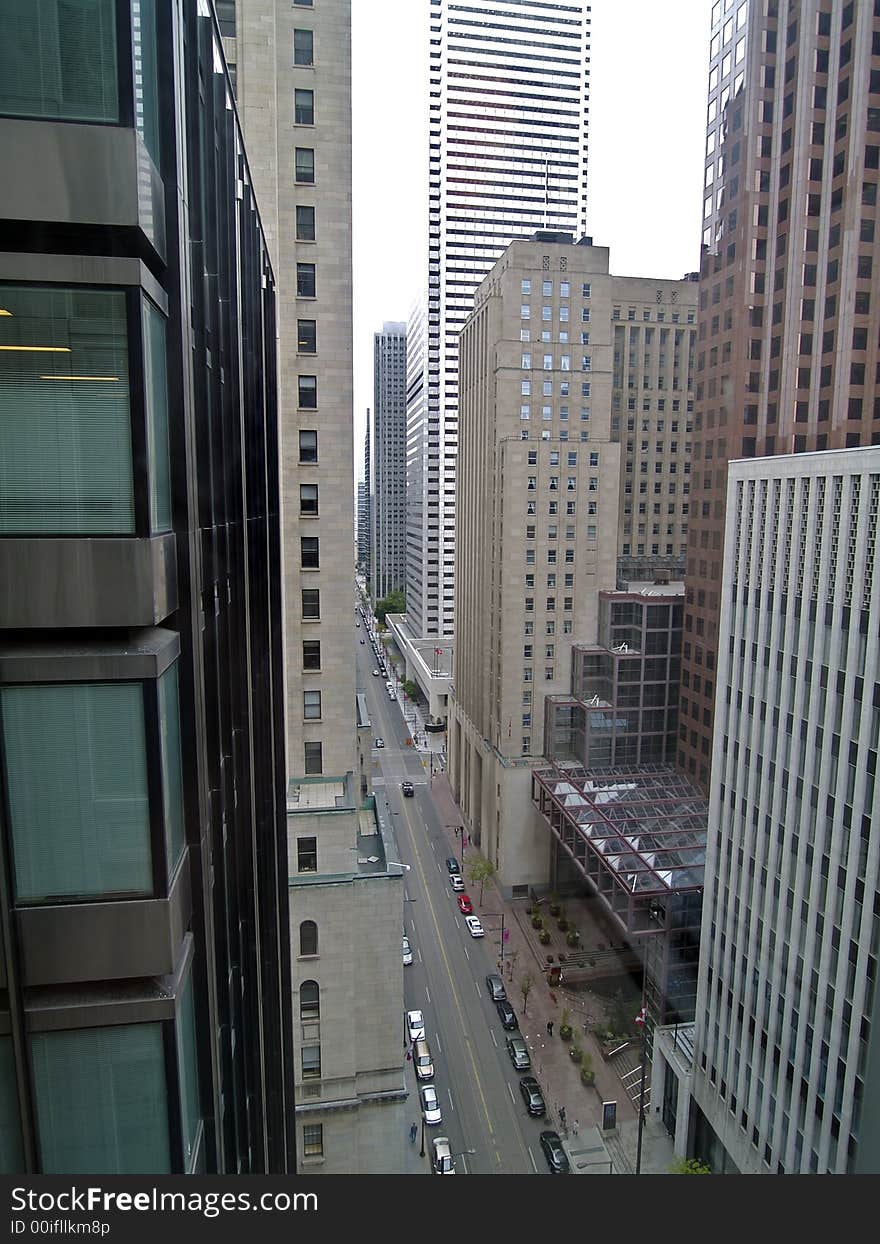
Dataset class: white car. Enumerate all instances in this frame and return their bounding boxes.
[372,668,380,676]
[432,1136,456,1174]
[402,936,413,966]
[385,680,395,691]
[388,691,396,701]
[465,915,485,938]
[450,875,465,892]
[374,738,385,748]
[406,1009,425,1042]
[420,1084,442,1125]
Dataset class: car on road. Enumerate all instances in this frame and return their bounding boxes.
[372,669,380,676]
[445,857,461,875]
[450,875,465,892]
[539,1130,569,1174]
[432,1136,456,1175]
[506,1036,531,1070]
[402,936,413,966]
[374,738,385,748]
[496,999,518,1030]
[388,691,396,701]
[464,915,484,938]
[420,1084,442,1125]
[456,894,473,915]
[518,1076,546,1117]
[385,680,395,691]
[401,780,414,797]
[360,638,365,644]
[485,973,507,1002]
[406,1009,425,1042]
[355,621,360,627]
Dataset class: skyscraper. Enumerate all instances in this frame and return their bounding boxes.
[450,234,696,890]
[681,447,880,1173]
[227,0,407,1171]
[680,0,880,791]
[372,323,407,601]
[406,0,592,639]
[0,0,293,1173]
[358,418,372,586]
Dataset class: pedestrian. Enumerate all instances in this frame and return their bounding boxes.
[409,1122,418,1144]
[559,1105,566,1125]
[405,1049,412,1061]
[572,1119,579,1137]
[547,1019,554,1036]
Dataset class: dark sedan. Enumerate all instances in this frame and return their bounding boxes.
[539,1130,569,1174]
[496,999,518,1031]
[518,1076,546,1117]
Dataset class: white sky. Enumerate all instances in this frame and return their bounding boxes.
[351,0,713,478]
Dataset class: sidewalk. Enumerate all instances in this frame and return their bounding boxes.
[425,772,677,1176]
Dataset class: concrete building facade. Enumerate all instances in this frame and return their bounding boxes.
[683,448,880,1174]
[358,419,371,585]
[448,236,697,893]
[680,0,880,791]
[405,0,593,640]
[371,322,407,601]
[228,0,405,1171]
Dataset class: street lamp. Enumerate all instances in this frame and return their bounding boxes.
[387,861,411,872]
[481,912,507,964]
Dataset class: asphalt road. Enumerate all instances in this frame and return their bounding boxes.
[356,611,553,1175]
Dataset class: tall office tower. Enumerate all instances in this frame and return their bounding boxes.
[683,447,880,1173]
[372,323,407,601]
[358,419,371,586]
[227,1,406,1172]
[449,235,696,890]
[405,0,592,640]
[679,0,880,792]
[0,1,293,1173]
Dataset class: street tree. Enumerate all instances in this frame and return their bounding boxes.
[520,973,534,1016]
[465,855,496,903]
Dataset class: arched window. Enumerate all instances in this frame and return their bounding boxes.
[300,980,319,1021]
[299,920,318,956]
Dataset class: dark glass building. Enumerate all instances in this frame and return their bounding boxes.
[0,0,294,1173]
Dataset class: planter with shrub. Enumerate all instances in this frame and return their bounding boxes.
[538,929,551,945]
[566,929,580,948]
[559,1007,573,1041]
[531,913,543,929]
[569,1044,583,1064]
[580,1064,596,1087]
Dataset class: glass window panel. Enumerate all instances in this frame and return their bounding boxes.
[176,973,202,1172]
[132,0,160,162]
[31,1024,170,1173]
[0,0,119,123]
[0,286,134,533]
[143,297,171,532]
[158,663,185,879]
[2,683,152,902]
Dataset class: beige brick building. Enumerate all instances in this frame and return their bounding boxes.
[449,235,697,893]
[227,0,405,1171]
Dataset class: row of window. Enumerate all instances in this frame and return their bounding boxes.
[521,280,590,298]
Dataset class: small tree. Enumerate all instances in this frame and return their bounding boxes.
[466,855,496,903]
[375,589,405,625]
[670,1157,711,1175]
[520,973,534,1015]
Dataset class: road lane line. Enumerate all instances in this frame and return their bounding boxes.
[527,1147,538,1174]
[506,1083,515,1105]
[396,800,505,1163]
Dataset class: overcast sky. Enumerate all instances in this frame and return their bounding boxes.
[350,0,712,477]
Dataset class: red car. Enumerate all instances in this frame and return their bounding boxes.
[457,894,473,915]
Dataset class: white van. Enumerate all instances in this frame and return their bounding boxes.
[413,1038,434,1081]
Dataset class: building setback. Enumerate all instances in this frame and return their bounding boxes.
[0,0,293,1172]
[406,0,593,639]
[449,235,697,893]
[372,323,407,601]
[680,0,880,792]
[227,0,407,1171]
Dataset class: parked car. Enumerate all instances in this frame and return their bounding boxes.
[518,1076,546,1117]
[402,936,413,966]
[539,1130,569,1174]
[420,1084,442,1125]
[388,691,396,701]
[496,999,518,1030]
[506,1036,531,1070]
[450,875,465,892]
[401,781,414,797]
[456,894,473,915]
[445,857,461,874]
[374,737,385,748]
[432,1136,456,1174]
[485,973,507,1002]
[406,1010,425,1042]
[465,915,484,938]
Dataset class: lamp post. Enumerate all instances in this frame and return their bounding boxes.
[481,912,506,964]
[419,1115,426,1158]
